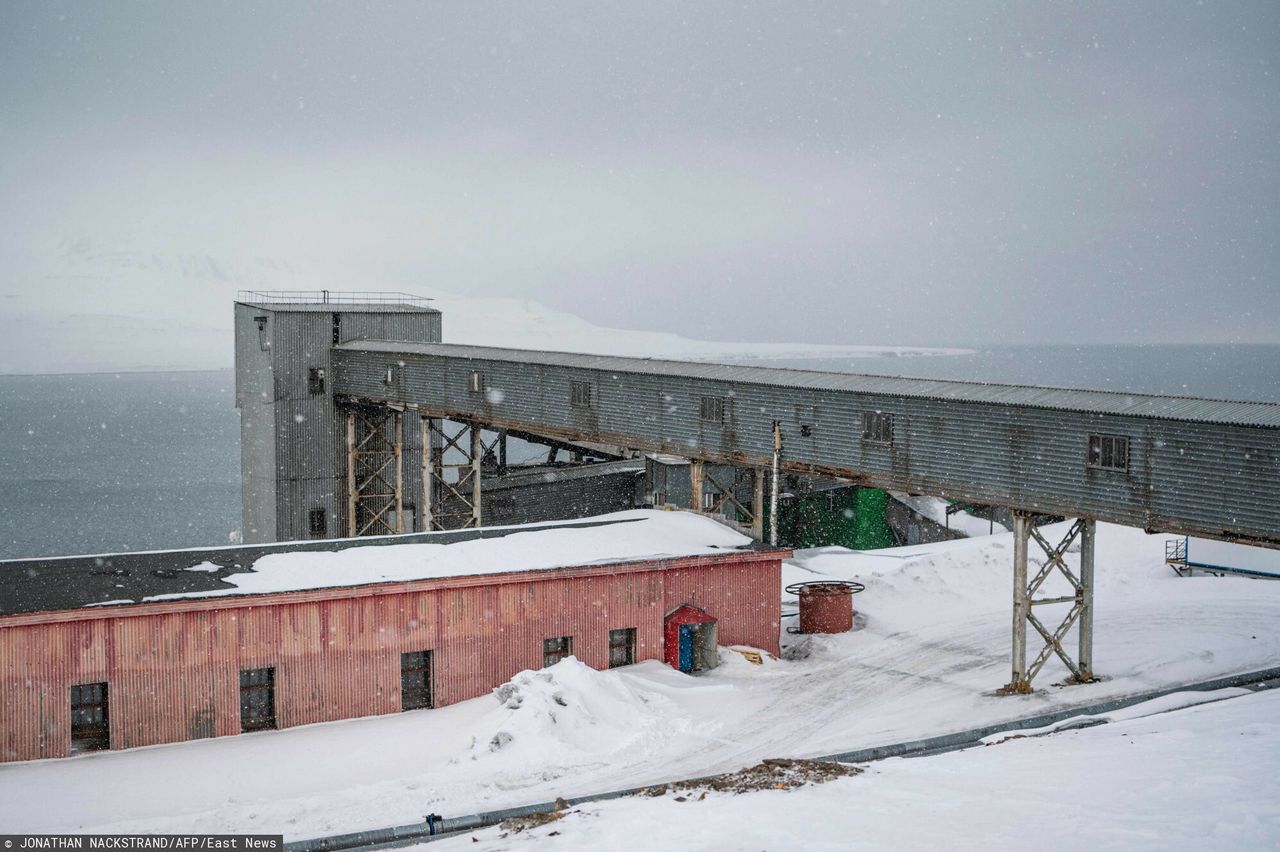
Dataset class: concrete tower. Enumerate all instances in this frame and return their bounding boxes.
[233,292,441,543]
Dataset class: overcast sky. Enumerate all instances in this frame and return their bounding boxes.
[1,1,1277,347]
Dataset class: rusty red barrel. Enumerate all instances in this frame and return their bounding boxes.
[786,581,865,634]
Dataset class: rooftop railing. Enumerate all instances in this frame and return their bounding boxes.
[237,290,433,307]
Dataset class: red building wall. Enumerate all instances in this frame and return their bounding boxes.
[0,551,782,762]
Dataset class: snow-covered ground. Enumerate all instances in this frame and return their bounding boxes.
[889,491,1009,537]
[2,521,1279,843]
[436,688,1280,851]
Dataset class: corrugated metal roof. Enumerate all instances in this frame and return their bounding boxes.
[336,340,1280,428]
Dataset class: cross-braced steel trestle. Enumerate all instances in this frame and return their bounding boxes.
[1000,511,1097,694]
[420,417,485,531]
[690,460,769,541]
[345,405,404,537]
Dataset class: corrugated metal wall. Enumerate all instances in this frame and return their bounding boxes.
[234,303,441,543]
[481,463,643,526]
[330,346,1280,546]
[0,552,781,762]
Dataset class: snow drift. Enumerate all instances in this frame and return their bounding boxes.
[467,658,674,763]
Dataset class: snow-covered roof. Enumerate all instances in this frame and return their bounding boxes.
[0,511,760,616]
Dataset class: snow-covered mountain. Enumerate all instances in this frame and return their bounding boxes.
[0,243,968,374]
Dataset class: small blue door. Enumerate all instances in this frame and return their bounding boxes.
[678,624,695,672]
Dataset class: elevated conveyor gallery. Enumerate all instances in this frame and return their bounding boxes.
[328,339,1279,693]
[330,340,1279,548]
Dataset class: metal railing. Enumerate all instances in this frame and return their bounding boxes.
[1165,537,1188,564]
[237,290,433,307]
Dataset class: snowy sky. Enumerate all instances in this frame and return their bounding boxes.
[0,1,1277,346]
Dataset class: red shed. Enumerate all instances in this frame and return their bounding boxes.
[0,511,786,762]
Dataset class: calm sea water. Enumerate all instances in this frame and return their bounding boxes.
[0,371,240,559]
[1,344,1276,559]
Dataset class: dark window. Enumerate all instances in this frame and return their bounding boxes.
[862,411,894,445]
[383,364,399,386]
[468,370,485,393]
[608,628,636,668]
[70,682,109,753]
[254,316,270,351]
[239,667,277,732]
[796,404,817,438]
[543,636,573,668]
[308,367,326,395]
[1087,434,1129,471]
[308,508,327,538]
[652,491,667,507]
[570,380,593,409]
[699,396,726,424]
[400,650,434,711]
[331,312,342,345]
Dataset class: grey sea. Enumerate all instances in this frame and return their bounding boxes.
[1,344,1276,559]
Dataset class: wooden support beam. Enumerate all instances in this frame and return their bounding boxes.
[345,410,357,537]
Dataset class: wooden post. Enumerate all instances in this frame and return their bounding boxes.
[420,416,432,532]
[770,421,782,547]
[752,467,765,541]
[470,422,483,527]
[690,459,705,513]
[345,410,357,537]
[393,411,403,533]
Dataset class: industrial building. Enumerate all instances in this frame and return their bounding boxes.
[230,291,1279,695]
[235,292,441,544]
[8,285,1270,762]
[0,512,783,762]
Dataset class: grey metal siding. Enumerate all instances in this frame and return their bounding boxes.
[330,346,1280,546]
[234,304,277,543]
[333,341,1280,427]
[481,464,643,527]
[234,302,441,543]
[340,311,440,346]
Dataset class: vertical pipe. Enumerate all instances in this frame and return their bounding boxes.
[345,410,357,538]
[420,416,432,532]
[751,467,765,541]
[690,460,705,513]
[1007,511,1031,692]
[469,422,483,528]
[1078,517,1096,681]
[770,421,781,547]
[393,411,404,534]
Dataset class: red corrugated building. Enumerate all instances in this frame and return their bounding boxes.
[0,511,784,762]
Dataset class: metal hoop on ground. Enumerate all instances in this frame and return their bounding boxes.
[785,580,865,597]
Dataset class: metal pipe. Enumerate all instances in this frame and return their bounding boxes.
[1078,517,1096,681]
[770,421,781,547]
